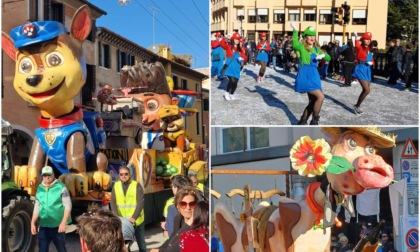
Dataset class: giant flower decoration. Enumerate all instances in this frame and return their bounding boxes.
[290,136,332,177]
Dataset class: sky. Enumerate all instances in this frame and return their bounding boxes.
[88,0,209,69]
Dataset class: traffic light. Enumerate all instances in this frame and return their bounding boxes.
[342,2,351,24]
[333,7,343,25]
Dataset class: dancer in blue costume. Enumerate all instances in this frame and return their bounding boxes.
[352,32,374,115]
[256,32,270,82]
[211,32,225,80]
[291,23,331,125]
[220,32,248,101]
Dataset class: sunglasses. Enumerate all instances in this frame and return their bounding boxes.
[42,174,52,177]
[178,201,197,209]
[119,173,129,176]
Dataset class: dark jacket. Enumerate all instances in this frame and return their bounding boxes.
[340,46,356,62]
[391,46,404,62]
[402,50,413,72]
[159,214,191,252]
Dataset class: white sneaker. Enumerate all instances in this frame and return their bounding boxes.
[230,94,235,100]
[351,80,358,85]
[224,92,231,100]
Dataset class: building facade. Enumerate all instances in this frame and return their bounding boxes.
[211,0,388,48]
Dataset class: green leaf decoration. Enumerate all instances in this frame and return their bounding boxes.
[326,156,356,174]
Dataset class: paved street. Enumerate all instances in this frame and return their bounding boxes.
[36,221,165,251]
[211,64,418,125]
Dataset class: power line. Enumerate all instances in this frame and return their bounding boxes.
[168,0,208,39]
[191,0,208,26]
[150,0,207,53]
[132,0,207,64]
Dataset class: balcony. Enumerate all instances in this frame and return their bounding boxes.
[213,0,228,11]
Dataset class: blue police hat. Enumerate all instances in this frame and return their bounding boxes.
[10,21,68,49]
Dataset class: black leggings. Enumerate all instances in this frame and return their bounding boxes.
[343,62,355,85]
[259,61,267,77]
[301,90,325,120]
[355,80,370,107]
[226,76,239,95]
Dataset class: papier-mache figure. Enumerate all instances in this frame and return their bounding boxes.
[120,62,179,151]
[2,5,109,197]
[215,127,396,251]
[159,105,192,153]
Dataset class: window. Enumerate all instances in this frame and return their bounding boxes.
[257,8,268,23]
[181,79,187,90]
[196,112,200,135]
[172,75,179,89]
[273,10,285,24]
[319,10,332,24]
[195,83,199,92]
[98,42,111,68]
[304,10,316,21]
[29,0,39,22]
[221,127,269,153]
[117,50,135,72]
[203,99,209,111]
[248,9,256,23]
[44,0,64,23]
[289,10,300,22]
[237,9,245,21]
[81,64,95,107]
[352,10,367,25]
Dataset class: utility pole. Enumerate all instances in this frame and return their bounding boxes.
[150,6,160,48]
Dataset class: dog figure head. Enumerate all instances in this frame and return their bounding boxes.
[158,105,184,132]
[2,5,92,118]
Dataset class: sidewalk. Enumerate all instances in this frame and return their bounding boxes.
[211,64,418,125]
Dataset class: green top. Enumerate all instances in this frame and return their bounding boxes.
[37,181,72,227]
[292,30,331,65]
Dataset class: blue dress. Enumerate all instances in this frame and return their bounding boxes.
[223,52,242,79]
[295,53,322,92]
[353,52,373,81]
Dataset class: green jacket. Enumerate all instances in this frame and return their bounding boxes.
[292,30,331,65]
[36,181,71,227]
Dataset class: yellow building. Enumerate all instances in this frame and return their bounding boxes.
[211,0,388,48]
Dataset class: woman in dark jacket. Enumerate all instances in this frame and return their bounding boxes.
[340,40,356,87]
[151,187,200,252]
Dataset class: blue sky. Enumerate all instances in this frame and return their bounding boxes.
[88,0,209,69]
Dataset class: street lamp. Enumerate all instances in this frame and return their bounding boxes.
[118,0,131,6]
[238,14,244,36]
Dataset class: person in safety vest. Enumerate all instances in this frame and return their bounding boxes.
[110,166,146,252]
[31,166,72,252]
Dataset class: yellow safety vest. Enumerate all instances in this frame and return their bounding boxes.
[197,183,204,193]
[115,180,144,226]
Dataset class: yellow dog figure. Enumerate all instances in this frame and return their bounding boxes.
[2,5,109,197]
[159,105,192,153]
